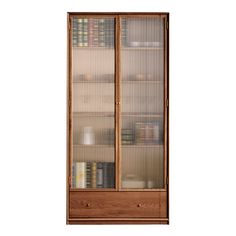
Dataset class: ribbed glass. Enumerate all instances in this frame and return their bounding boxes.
[120,17,165,189]
[71,17,115,189]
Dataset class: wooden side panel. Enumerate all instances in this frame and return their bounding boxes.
[69,191,167,218]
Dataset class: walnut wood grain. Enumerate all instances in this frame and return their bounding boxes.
[67,218,169,224]
[69,191,167,218]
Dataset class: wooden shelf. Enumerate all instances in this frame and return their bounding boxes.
[73,144,163,148]
[72,112,114,117]
[122,80,163,84]
[73,80,114,83]
[122,113,163,118]
[123,47,163,50]
[72,46,114,50]
[72,112,162,117]
[73,80,162,84]
[70,188,165,192]
[73,144,114,148]
[122,144,163,148]
[72,46,163,51]
[70,188,115,192]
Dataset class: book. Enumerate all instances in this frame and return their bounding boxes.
[122,128,134,145]
[108,162,115,188]
[75,162,86,188]
[72,161,115,189]
[86,162,92,188]
[96,162,103,188]
[91,162,97,188]
[72,162,75,188]
[72,18,114,48]
[103,162,115,188]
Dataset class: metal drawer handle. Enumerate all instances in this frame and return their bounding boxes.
[137,203,142,207]
[86,203,90,207]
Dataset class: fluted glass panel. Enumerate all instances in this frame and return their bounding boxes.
[121,17,164,189]
[71,17,115,189]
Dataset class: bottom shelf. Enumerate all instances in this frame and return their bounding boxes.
[71,161,115,189]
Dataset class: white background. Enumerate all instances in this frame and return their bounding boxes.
[0,0,236,235]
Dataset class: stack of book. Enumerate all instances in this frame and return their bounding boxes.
[121,18,128,47]
[72,161,115,188]
[72,18,114,47]
[121,128,134,145]
[135,121,161,144]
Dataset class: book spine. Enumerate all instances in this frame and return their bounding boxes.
[109,162,115,188]
[72,162,75,188]
[121,18,127,47]
[83,18,88,47]
[75,162,86,188]
[86,162,92,188]
[91,162,97,188]
[103,162,109,188]
[96,162,103,188]
[77,18,83,47]
[98,19,105,47]
[72,18,78,46]
[88,19,94,47]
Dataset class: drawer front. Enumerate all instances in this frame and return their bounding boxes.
[69,191,167,218]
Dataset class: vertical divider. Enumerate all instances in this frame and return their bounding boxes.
[115,15,121,191]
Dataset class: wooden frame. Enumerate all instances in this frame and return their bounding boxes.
[67,12,169,224]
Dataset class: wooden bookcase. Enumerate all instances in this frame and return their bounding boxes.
[67,12,169,224]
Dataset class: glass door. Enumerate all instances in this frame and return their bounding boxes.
[120,16,165,189]
[71,16,115,189]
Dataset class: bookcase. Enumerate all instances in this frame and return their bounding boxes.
[67,12,169,224]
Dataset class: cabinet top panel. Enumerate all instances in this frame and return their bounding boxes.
[68,12,169,17]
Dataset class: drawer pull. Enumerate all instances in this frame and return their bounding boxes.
[137,203,142,207]
[86,203,90,207]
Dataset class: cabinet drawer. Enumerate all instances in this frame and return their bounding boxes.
[69,191,167,218]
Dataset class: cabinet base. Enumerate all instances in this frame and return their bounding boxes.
[67,218,169,224]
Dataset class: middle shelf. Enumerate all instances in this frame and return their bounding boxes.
[73,144,163,148]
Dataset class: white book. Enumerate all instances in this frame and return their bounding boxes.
[75,162,87,188]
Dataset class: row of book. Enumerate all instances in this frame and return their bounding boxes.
[72,161,115,188]
[72,18,115,47]
[122,121,162,145]
[135,121,161,144]
[122,129,134,145]
[121,19,128,46]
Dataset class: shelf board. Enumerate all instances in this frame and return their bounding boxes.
[72,46,114,50]
[73,80,114,83]
[70,188,115,192]
[72,46,163,51]
[122,113,163,118]
[72,112,114,117]
[70,188,166,192]
[73,144,114,148]
[123,47,163,50]
[122,80,163,84]
[72,80,162,84]
[72,112,162,118]
[73,144,162,148]
[122,144,163,148]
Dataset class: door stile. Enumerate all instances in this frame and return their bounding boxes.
[115,15,121,190]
